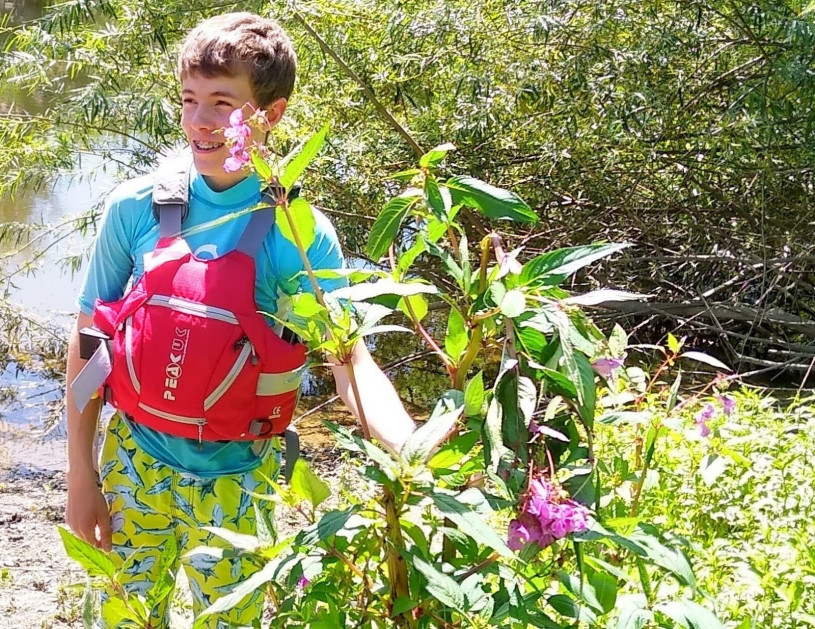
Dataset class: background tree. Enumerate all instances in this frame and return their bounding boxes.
[2,0,815,378]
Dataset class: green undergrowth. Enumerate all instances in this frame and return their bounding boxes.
[596,387,815,628]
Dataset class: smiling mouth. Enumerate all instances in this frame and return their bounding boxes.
[193,140,224,151]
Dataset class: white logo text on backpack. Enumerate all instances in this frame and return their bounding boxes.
[163,327,189,401]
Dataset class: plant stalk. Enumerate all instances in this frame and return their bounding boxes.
[383,487,416,629]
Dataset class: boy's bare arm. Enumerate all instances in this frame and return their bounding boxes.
[64,311,112,550]
[330,342,416,453]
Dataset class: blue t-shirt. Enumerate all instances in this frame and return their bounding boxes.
[77,167,345,477]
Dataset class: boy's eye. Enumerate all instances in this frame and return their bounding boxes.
[215,101,233,108]
[182,98,196,106]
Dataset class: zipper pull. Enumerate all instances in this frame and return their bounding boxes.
[197,422,204,451]
[250,344,259,366]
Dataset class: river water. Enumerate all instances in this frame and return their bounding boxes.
[0,0,122,472]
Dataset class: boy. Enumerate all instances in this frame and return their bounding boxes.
[64,12,415,628]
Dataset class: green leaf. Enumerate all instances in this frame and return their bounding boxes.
[412,556,468,613]
[655,601,725,629]
[680,351,731,372]
[596,411,650,426]
[310,268,388,282]
[201,528,262,553]
[58,526,115,579]
[290,458,331,509]
[397,238,428,275]
[615,594,653,629]
[521,243,630,287]
[627,528,696,588]
[574,352,596,427]
[419,142,456,168]
[398,294,428,323]
[445,307,469,362]
[609,324,629,357]
[699,454,730,486]
[589,571,618,613]
[547,593,598,624]
[367,194,419,260]
[329,279,437,302]
[424,176,452,219]
[400,404,463,466]
[197,558,281,621]
[298,509,355,546]
[483,397,505,472]
[392,596,420,617]
[499,288,526,318]
[667,332,682,355]
[446,175,537,222]
[428,429,480,470]
[431,492,514,558]
[279,123,328,192]
[250,150,272,181]
[277,197,316,251]
[464,371,485,416]
[145,535,177,611]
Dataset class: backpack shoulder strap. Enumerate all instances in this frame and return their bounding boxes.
[152,156,191,239]
[235,182,300,257]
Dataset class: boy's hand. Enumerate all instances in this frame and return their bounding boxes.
[65,474,112,551]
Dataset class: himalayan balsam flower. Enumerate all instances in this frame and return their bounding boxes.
[694,402,715,437]
[222,108,253,173]
[717,394,735,416]
[591,356,625,379]
[507,477,589,552]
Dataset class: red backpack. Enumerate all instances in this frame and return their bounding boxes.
[72,160,307,445]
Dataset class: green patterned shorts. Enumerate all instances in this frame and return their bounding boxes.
[99,413,280,628]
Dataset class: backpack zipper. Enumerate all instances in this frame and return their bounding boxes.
[147,295,239,325]
[136,402,206,446]
[124,316,140,393]
[203,341,253,410]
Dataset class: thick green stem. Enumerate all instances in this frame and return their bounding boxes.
[383,487,415,629]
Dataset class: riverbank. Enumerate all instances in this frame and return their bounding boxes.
[0,397,362,628]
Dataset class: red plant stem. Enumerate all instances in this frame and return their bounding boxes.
[279,196,372,440]
[387,245,455,378]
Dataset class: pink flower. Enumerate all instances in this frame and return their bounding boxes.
[717,394,735,416]
[224,152,250,173]
[508,477,589,552]
[694,403,715,437]
[229,108,245,126]
[591,357,624,379]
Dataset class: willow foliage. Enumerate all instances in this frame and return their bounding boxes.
[2,0,815,364]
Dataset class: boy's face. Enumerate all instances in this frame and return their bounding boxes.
[181,71,273,192]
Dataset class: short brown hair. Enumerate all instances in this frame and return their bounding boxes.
[178,12,297,107]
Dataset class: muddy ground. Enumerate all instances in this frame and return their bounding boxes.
[0,398,361,628]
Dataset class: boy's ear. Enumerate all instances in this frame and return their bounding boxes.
[264,98,288,130]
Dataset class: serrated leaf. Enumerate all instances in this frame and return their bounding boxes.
[250,150,272,181]
[400,405,463,466]
[680,351,731,372]
[412,556,468,613]
[431,492,513,558]
[420,142,456,168]
[655,601,725,629]
[58,526,115,579]
[290,458,331,509]
[445,306,469,362]
[615,594,653,629]
[298,509,355,546]
[464,371,485,416]
[202,528,262,553]
[627,528,696,588]
[589,571,617,613]
[609,324,629,357]
[367,194,419,260]
[446,175,537,223]
[521,243,630,287]
[564,289,648,306]
[424,176,451,219]
[279,123,328,192]
[428,429,480,469]
[277,197,316,251]
[329,279,437,302]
